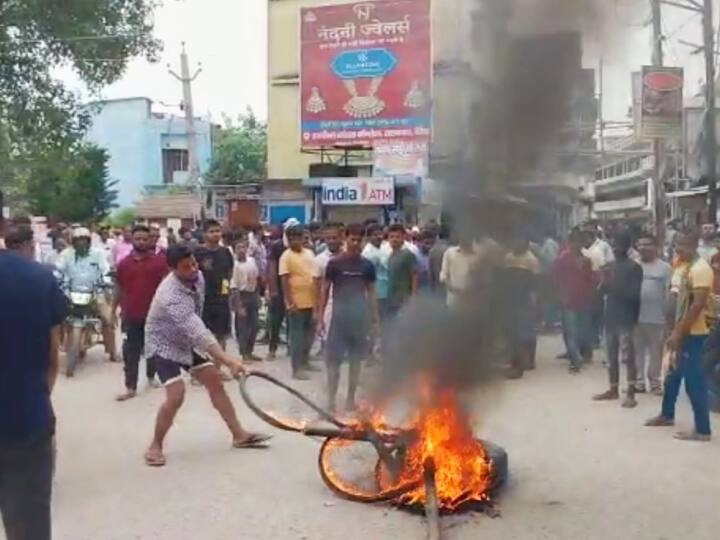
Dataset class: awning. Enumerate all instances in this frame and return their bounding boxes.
[136,194,201,219]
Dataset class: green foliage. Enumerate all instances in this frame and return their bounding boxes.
[206,108,267,185]
[25,145,118,222]
[109,207,137,228]
[0,0,159,196]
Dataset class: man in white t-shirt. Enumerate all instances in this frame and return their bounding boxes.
[697,222,718,263]
[440,235,479,308]
[582,227,614,348]
[230,238,261,361]
[313,223,344,348]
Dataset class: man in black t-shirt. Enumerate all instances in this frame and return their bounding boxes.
[317,223,378,412]
[193,220,235,373]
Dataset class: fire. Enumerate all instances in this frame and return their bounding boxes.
[388,390,493,510]
[319,383,494,511]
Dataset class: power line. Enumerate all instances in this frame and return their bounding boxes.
[662,19,682,63]
[0,33,151,45]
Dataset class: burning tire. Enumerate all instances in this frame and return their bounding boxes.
[318,435,508,507]
[480,439,508,492]
[317,437,422,503]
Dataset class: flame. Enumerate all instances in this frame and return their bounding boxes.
[392,389,493,510]
[322,380,494,511]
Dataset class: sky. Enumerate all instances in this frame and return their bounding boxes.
[61,0,269,122]
[58,0,714,125]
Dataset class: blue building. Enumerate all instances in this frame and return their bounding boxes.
[84,97,214,207]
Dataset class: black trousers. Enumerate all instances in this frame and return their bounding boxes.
[267,295,286,354]
[234,292,260,356]
[288,309,314,372]
[122,319,156,391]
[0,433,53,540]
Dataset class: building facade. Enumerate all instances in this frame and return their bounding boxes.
[267,0,484,223]
[84,97,214,207]
[267,0,598,228]
[592,136,655,225]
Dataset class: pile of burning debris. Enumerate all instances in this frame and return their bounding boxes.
[239,372,508,539]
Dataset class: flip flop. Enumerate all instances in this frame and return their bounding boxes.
[144,450,166,467]
[233,433,273,449]
[673,431,711,442]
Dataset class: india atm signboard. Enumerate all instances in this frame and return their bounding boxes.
[300,0,432,148]
[321,177,395,206]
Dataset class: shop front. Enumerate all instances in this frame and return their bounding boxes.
[303,177,400,224]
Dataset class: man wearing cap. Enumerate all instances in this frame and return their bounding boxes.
[265,219,300,360]
[56,227,117,364]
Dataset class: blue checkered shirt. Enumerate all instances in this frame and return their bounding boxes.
[145,273,217,366]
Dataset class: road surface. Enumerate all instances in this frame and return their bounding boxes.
[39,335,719,540]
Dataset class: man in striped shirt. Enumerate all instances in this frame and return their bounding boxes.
[143,244,271,467]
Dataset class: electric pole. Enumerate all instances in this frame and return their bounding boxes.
[651,0,666,245]
[702,0,717,221]
[168,43,203,187]
[663,0,717,221]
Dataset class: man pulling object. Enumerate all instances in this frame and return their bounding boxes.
[144,244,271,467]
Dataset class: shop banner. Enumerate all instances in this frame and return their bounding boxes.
[300,0,432,148]
[640,66,683,139]
[321,177,395,205]
[372,139,428,178]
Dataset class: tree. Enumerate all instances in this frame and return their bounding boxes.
[206,108,267,184]
[109,207,137,228]
[25,145,118,222]
[0,0,159,196]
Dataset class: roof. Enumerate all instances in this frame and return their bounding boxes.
[665,185,709,199]
[84,96,152,107]
[135,194,201,219]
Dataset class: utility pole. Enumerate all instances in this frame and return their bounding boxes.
[598,58,605,156]
[662,0,717,220]
[651,0,666,245]
[168,43,203,186]
[702,0,717,222]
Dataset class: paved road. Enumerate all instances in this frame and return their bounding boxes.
[39,335,718,540]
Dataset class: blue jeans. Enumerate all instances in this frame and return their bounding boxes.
[662,335,711,435]
[562,309,591,368]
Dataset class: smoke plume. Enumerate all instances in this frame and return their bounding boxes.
[372,0,643,404]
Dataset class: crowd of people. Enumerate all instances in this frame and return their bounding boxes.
[2,207,720,540]
[546,221,717,442]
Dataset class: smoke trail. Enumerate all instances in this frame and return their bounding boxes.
[372,0,643,403]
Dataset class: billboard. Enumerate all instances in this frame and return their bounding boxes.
[640,66,683,139]
[372,139,428,178]
[300,0,432,148]
[321,177,395,205]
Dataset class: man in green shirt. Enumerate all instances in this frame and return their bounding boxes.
[386,224,418,316]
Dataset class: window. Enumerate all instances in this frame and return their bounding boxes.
[162,149,189,184]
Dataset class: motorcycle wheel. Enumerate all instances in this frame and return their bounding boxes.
[66,326,83,378]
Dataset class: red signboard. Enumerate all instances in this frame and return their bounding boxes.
[300,0,432,149]
[640,65,683,139]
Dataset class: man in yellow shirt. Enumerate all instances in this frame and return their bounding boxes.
[646,231,713,441]
[279,226,319,380]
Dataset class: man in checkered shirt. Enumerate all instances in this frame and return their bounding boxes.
[143,244,271,467]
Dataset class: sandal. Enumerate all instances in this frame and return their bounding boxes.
[144,450,166,467]
[233,433,273,449]
[673,431,711,442]
[115,390,137,402]
[644,415,674,427]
